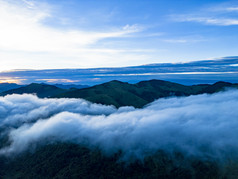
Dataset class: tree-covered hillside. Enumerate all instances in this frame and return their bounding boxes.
[0,80,238,178]
[1,142,235,179]
[54,80,238,108]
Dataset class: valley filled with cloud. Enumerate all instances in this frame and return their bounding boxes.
[1,90,238,163]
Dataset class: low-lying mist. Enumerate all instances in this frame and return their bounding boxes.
[1,90,238,162]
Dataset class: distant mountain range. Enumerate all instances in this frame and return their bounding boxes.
[0,83,67,98]
[1,80,237,108]
[0,83,88,97]
[0,83,24,93]
[1,57,238,85]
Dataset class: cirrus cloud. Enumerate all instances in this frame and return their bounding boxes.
[0,0,147,71]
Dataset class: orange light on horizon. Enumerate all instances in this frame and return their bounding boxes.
[37,79,80,83]
[0,78,23,84]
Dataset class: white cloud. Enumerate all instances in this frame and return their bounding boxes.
[223,7,238,12]
[209,5,238,12]
[0,1,140,52]
[36,78,81,83]
[0,0,145,71]
[0,94,118,127]
[172,3,238,26]
[163,37,206,44]
[21,0,35,8]
[1,90,238,162]
[179,16,238,26]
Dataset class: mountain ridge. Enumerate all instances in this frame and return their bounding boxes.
[0,83,67,98]
[1,79,237,108]
[0,83,24,93]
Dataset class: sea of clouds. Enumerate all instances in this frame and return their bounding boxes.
[1,90,238,161]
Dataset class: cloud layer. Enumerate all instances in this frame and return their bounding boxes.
[1,90,238,162]
[173,4,238,26]
[0,0,146,71]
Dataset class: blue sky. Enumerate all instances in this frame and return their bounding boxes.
[0,0,238,72]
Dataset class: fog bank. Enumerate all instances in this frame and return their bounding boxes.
[1,90,238,161]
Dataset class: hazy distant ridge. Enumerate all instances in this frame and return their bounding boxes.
[1,57,238,85]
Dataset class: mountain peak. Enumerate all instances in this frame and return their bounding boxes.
[213,81,232,86]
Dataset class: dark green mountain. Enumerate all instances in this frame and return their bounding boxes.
[0,83,24,93]
[0,83,67,98]
[0,142,225,179]
[54,80,238,108]
[1,80,237,108]
[53,83,89,89]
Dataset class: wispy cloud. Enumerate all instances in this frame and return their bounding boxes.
[0,77,24,84]
[0,0,140,52]
[172,2,238,26]
[226,7,238,12]
[176,16,238,26]
[36,79,81,83]
[1,57,237,85]
[163,36,206,44]
[209,5,238,12]
[0,0,147,71]
[21,0,35,9]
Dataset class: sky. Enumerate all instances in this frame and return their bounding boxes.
[0,0,238,72]
[0,57,238,85]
